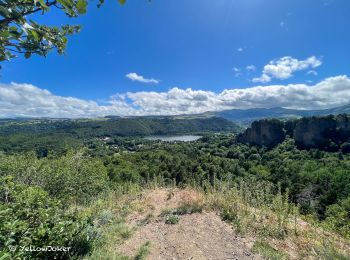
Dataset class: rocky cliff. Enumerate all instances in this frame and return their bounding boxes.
[237,114,350,151]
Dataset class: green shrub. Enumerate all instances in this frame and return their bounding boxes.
[0,151,109,204]
[324,197,350,238]
[0,176,96,259]
[164,213,180,224]
[95,209,115,227]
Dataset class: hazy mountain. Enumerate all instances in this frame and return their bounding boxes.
[214,104,350,125]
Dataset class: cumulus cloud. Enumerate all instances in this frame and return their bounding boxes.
[125,76,350,114]
[1,75,350,118]
[252,56,322,83]
[0,83,136,118]
[252,74,271,83]
[125,72,160,84]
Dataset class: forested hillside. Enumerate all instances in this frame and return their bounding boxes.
[0,117,240,154]
[0,117,240,136]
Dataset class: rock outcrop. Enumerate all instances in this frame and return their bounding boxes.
[237,114,350,151]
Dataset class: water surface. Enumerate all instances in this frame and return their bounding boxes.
[145,135,202,142]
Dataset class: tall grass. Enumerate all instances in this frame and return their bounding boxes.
[206,178,295,238]
[204,178,350,258]
[80,178,349,259]
[82,184,145,260]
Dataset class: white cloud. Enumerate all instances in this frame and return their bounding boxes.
[126,72,159,84]
[246,65,256,72]
[232,67,241,77]
[237,47,244,52]
[1,75,350,118]
[307,70,318,76]
[126,76,350,113]
[280,21,285,27]
[253,56,322,83]
[0,83,136,118]
[252,74,271,83]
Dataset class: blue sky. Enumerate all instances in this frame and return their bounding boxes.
[1,0,350,117]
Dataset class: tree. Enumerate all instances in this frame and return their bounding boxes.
[0,0,126,61]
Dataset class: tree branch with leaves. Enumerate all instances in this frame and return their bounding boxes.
[0,0,126,61]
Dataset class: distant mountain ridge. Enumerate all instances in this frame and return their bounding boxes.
[213,104,350,125]
[0,116,241,136]
[2,104,350,127]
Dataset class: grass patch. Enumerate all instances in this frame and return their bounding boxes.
[138,213,153,226]
[315,243,350,260]
[84,190,143,260]
[160,201,203,218]
[115,223,134,240]
[161,200,203,225]
[176,202,203,215]
[253,240,288,260]
[134,241,151,260]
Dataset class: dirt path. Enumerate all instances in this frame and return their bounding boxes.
[117,189,261,260]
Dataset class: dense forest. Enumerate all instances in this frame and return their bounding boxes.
[0,117,240,155]
[1,115,350,259]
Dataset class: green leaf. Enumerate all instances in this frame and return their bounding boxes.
[0,253,11,260]
[30,30,40,41]
[0,6,10,18]
[76,0,87,14]
[24,53,32,59]
[34,0,47,8]
[119,0,126,5]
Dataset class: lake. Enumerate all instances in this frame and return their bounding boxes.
[145,135,202,142]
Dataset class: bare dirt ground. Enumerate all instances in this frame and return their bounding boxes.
[117,189,262,260]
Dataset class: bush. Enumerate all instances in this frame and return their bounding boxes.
[0,151,109,204]
[42,151,109,204]
[164,213,180,224]
[0,176,96,259]
[325,197,350,238]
